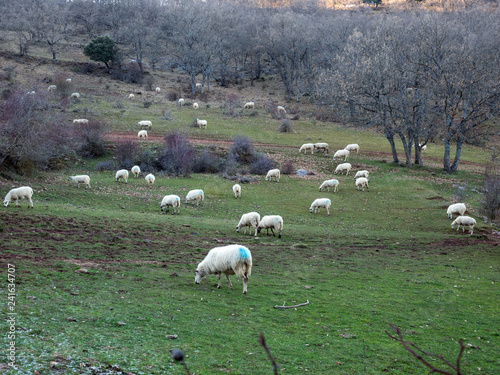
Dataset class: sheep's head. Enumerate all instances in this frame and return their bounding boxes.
[236,226,240,232]
[309,207,314,213]
[4,200,9,207]
[194,268,204,284]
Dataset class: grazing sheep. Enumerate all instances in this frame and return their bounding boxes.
[186,189,204,206]
[447,203,467,219]
[299,143,315,154]
[68,175,91,189]
[195,244,253,294]
[319,179,339,193]
[333,149,350,161]
[137,120,152,130]
[309,198,331,215]
[244,101,255,109]
[3,186,34,208]
[193,102,199,109]
[138,130,148,140]
[451,216,476,235]
[47,85,57,92]
[334,162,352,175]
[70,93,80,99]
[160,194,181,215]
[115,169,129,183]
[27,91,36,95]
[196,118,207,129]
[344,143,360,154]
[66,78,72,83]
[313,143,329,154]
[265,169,280,182]
[178,98,185,106]
[419,143,427,152]
[256,215,284,238]
[128,93,135,100]
[354,170,369,180]
[131,165,141,178]
[196,83,202,91]
[145,173,155,187]
[155,87,161,93]
[233,184,241,198]
[73,119,89,124]
[277,105,286,114]
[355,177,369,191]
[236,212,261,235]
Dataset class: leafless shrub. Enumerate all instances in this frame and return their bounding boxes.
[144,75,154,91]
[158,131,195,177]
[74,120,109,158]
[279,119,292,133]
[229,136,256,164]
[53,74,73,100]
[167,92,179,102]
[480,153,500,222]
[223,93,240,116]
[115,140,138,169]
[281,159,295,175]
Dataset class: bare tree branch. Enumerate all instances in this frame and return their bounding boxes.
[258,333,278,375]
[273,300,309,309]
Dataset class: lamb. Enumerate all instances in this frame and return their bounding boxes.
[178,98,185,106]
[334,162,352,175]
[265,169,280,182]
[3,186,34,208]
[236,212,261,235]
[313,143,329,154]
[299,143,315,154]
[451,216,476,235]
[419,143,427,152]
[195,244,253,294]
[196,83,202,91]
[355,177,369,191]
[70,93,80,99]
[256,215,283,238]
[196,118,207,129]
[344,143,360,154]
[73,119,89,124]
[115,169,129,183]
[47,85,57,92]
[138,130,148,140]
[277,105,286,114]
[66,78,72,83]
[68,175,91,189]
[145,173,155,187]
[232,184,241,198]
[193,102,199,109]
[354,170,369,180]
[244,101,255,109]
[160,194,181,215]
[128,93,135,100]
[319,179,339,193]
[136,120,152,130]
[333,149,350,161]
[447,203,467,219]
[309,198,331,215]
[131,165,141,178]
[155,87,161,93]
[186,189,204,206]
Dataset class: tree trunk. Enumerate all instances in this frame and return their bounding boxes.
[451,138,463,172]
[443,136,452,172]
[385,131,399,164]
[414,145,423,166]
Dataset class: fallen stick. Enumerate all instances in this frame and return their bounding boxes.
[273,300,309,309]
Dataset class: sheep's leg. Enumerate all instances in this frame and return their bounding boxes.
[217,273,222,289]
[270,227,276,237]
[278,229,282,238]
[327,207,330,216]
[242,276,248,294]
[226,274,233,289]
[28,197,33,208]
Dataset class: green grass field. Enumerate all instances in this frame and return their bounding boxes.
[1,90,499,375]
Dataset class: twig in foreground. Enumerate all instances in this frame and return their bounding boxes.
[259,332,278,375]
[273,300,310,309]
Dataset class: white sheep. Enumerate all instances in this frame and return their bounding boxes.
[193,102,199,109]
[299,143,315,154]
[354,170,369,180]
[196,83,202,91]
[186,189,204,206]
[244,101,255,109]
[447,203,467,219]
[155,87,161,93]
[277,105,286,114]
[309,198,331,215]
[355,177,369,192]
[313,143,329,154]
[47,85,57,92]
[115,169,129,183]
[178,98,185,106]
[196,118,207,129]
[27,91,36,95]
[195,244,253,294]
[70,93,80,99]
[138,130,148,140]
[128,93,135,100]
[160,194,181,215]
[66,78,72,83]
[319,179,339,193]
[451,216,476,235]
[334,162,352,175]
[265,169,280,182]
[137,120,152,130]
[131,165,141,178]
[419,143,427,152]
[73,119,89,124]
[236,212,261,235]
[256,215,283,238]
[68,175,91,189]
[233,184,241,198]
[145,173,155,187]
[344,143,360,154]
[3,186,34,208]
[333,149,350,161]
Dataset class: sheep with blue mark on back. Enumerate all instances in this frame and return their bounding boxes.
[186,189,204,206]
[131,165,141,178]
[256,215,283,238]
[319,179,339,193]
[195,244,253,294]
[310,198,331,215]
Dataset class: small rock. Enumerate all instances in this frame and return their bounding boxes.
[166,335,178,339]
[170,272,179,277]
[66,317,77,322]
[297,169,307,176]
[75,268,88,273]
[27,295,38,300]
